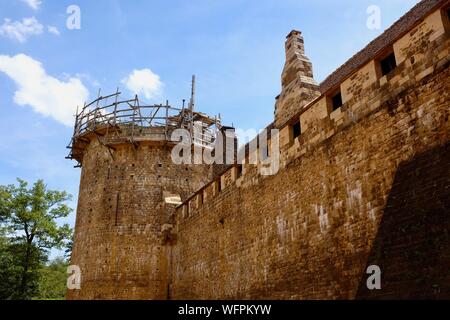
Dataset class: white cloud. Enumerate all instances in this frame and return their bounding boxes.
[0,17,43,43]
[0,54,89,126]
[122,69,163,100]
[21,0,42,10]
[47,25,60,35]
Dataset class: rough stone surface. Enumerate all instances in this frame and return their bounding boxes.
[275,30,320,128]
[173,7,450,299]
[68,136,215,299]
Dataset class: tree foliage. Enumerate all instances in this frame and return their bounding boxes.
[0,179,73,300]
[36,258,69,300]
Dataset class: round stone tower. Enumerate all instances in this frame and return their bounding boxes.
[66,88,220,299]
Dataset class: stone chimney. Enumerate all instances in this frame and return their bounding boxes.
[274,30,320,128]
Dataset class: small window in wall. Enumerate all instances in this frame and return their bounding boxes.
[260,143,270,160]
[442,6,450,32]
[217,180,222,193]
[236,165,243,178]
[292,121,301,140]
[380,52,397,76]
[331,91,343,111]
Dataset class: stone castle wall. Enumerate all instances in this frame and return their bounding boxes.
[68,132,214,299]
[171,6,450,299]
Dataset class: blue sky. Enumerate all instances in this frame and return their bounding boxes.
[0,0,420,257]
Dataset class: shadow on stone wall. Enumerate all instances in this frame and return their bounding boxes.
[356,143,450,299]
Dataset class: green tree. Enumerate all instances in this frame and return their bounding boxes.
[65,235,73,260]
[35,257,69,300]
[0,227,15,299]
[0,179,73,300]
